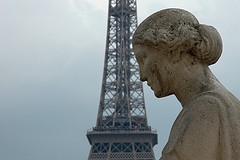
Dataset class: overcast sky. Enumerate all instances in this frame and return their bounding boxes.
[1,0,240,159]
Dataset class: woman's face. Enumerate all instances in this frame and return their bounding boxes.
[134,45,173,98]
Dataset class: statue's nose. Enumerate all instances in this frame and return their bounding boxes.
[140,70,147,82]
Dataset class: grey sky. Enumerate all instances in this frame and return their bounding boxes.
[0,0,240,159]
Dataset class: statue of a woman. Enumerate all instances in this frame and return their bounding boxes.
[133,8,240,160]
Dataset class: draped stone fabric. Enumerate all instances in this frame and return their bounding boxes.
[160,88,240,160]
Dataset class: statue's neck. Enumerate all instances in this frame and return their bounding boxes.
[173,65,219,107]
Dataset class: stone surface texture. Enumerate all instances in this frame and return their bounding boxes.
[133,8,240,160]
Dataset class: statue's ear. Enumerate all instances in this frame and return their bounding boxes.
[193,24,223,65]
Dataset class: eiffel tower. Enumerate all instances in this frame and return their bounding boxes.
[86,0,158,159]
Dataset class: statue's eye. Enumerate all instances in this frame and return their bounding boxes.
[142,54,147,60]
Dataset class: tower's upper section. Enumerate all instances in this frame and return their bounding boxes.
[109,0,137,17]
[94,0,150,132]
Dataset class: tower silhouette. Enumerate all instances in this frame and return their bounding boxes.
[86,0,158,159]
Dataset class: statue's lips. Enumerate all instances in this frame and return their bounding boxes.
[147,82,151,87]
[147,82,153,90]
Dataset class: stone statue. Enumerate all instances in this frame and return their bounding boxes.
[132,8,240,160]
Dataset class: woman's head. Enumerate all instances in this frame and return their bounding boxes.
[133,8,223,65]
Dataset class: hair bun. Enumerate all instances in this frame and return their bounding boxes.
[193,24,223,65]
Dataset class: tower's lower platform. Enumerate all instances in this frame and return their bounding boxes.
[87,128,158,160]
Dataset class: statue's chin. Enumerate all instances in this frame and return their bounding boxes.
[154,90,172,98]
[154,90,163,98]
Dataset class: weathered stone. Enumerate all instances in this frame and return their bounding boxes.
[133,8,240,160]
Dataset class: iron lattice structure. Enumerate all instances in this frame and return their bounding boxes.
[87,0,157,159]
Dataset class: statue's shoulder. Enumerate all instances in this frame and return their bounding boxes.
[187,91,221,109]
[184,91,223,122]
[191,89,240,108]
[185,89,240,122]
